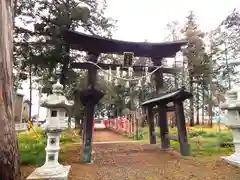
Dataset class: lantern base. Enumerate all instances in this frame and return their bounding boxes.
[27,165,71,180]
[221,153,240,167]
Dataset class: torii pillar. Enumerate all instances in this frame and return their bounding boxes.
[79,53,104,163]
[152,57,170,149]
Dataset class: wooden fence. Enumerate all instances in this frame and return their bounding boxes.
[106,112,141,139]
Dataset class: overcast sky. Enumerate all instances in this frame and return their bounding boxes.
[21,0,240,118]
[105,0,240,42]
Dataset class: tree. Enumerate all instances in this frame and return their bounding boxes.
[221,9,240,53]
[212,9,240,89]
[0,0,20,179]
[182,11,206,126]
[201,10,240,126]
[14,0,116,128]
[14,0,116,87]
[164,21,184,89]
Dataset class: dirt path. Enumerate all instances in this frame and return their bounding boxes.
[21,143,240,180]
[21,130,240,180]
[93,129,131,142]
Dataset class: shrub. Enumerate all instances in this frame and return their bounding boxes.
[188,130,207,138]
[18,129,46,165]
[218,133,233,148]
[18,128,76,165]
[168,127,234,156]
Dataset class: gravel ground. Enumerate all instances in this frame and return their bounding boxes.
[93,129,130,142]
[21,130,240,180]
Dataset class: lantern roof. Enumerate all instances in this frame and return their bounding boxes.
[41,80,73,110]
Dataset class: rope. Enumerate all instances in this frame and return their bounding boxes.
[84,61,164,81]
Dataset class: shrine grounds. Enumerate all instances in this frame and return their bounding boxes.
[19,127,240,180]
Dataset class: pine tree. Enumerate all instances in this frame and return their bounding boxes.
[182,11,206,126]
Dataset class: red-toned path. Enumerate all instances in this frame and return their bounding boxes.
[93,129,131,142]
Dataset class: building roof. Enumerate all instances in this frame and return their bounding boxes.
[141,87,192,107]
[62,29,187,57]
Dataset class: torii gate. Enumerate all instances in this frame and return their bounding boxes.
[61,29,186,163]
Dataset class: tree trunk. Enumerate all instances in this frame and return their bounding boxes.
[201,81,205,125]
[0,0,21,179]
[189,73,194,126]
[208,41,214,128]
[196,80,200,125]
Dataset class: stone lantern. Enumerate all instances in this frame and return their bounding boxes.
[27,80,73,180]
[221,87,240,167]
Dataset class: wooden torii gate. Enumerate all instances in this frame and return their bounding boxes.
[0,0,21,179]
[61,29,187,163]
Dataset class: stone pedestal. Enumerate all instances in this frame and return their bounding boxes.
[27,165,70,180]
[222,153,240,167]
[221,87,240,167]
[28,130,70,180]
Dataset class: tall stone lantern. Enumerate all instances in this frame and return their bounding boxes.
[27,80,73,180]
[221,60,240,167]
[221,87,240,166]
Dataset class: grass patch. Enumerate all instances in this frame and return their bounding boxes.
[141,125,234,157]
[18,127,81,165]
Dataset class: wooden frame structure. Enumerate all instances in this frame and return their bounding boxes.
[141,87,192,156]
[62,29,187,163]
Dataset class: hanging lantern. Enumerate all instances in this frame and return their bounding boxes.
[108,67,112,82]
[115,66,120,86]
[128,67,133,78]
[125,81,130,88]
[145,66,151,84]
[116,66,120,78]
[122,70,127,77]
[104,69,108,81]
[137,79,142,87]
[114,79,118,86]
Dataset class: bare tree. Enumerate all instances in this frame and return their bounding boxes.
[0,0,20,179]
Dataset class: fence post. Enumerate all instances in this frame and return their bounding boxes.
[136,112,139,140]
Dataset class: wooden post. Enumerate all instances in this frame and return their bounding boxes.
[73,90,81,131]
[152,57,170,148]
[158,104,170,149]
[87,53,99,88]
[127,114,132,137]
[132,113,135,139]
[82,99,95,162]
[127,115,130,135]
[80,53,104,163]
[147,106,156,144]
[0,0,21,179]
[175,101,190,156]
[135,112,139,140]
